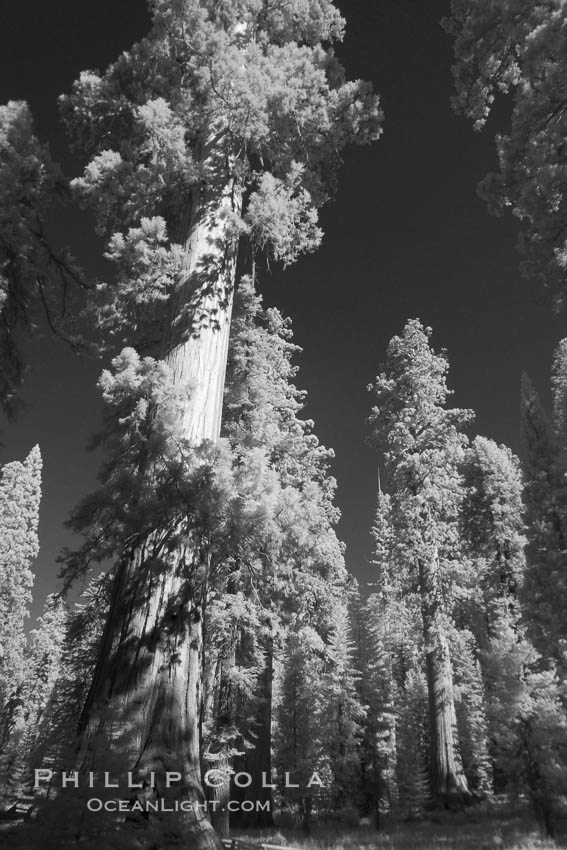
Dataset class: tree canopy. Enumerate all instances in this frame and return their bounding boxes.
[446,0,567,304]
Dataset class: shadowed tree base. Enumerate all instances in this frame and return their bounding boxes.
[71,542,224,850]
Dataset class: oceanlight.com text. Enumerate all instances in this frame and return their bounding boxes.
[86,798,271,814]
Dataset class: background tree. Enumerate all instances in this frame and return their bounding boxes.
[521,362,567,671]
[354,491,413,822]
[0,594,67,803]
[517,342,567,830]
[368,319,473,807]
[319,597,365,811]
[0,446,42,756]
[445,0,567,304]
[462,436,525,630]
[354,588,400,824]
[450,626,492,796]
[364,327,567,829]
[460,436,528,791]
[0,102,83,418]
[275,626,327,833]
[23,574,111,785]
[395,667,430,819]
[213,278,349,829]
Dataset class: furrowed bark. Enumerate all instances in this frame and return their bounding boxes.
[75,142,242,849]
[164,134,242,443]
[77,545,220,848]
[418,548,470,808]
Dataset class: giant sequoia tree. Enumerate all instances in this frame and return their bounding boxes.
[48,2,382,846]
[368,320,473,807]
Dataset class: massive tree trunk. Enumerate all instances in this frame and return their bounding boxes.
[418,548,471,808]
[164,133,241,441]
[75,144,242,849]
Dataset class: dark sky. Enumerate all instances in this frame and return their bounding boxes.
[0,1,564,621]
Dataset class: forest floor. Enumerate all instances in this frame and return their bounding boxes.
[232,806,567,850]
[1,802,566,849]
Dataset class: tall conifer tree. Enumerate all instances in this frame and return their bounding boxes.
[368,320,473,807]
[0,595,68,801]
[52,2,381,846]
[0,446,42,752]
[206,279,348,828]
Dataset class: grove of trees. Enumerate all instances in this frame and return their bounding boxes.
[1,1,567,849]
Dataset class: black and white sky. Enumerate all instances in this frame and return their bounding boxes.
[0,0,564,619]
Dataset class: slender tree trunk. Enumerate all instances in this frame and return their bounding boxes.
[418,549,470,808]
[242,658,275,827]
[75,142,243,849]
[231,646,274,829]
[208,642,237,838]
[300,795,312,833]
